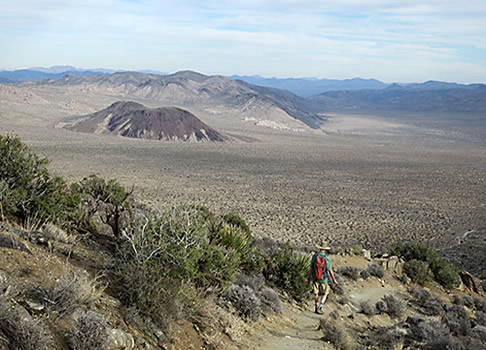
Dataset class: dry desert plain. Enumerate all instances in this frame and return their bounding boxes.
[1,83,485,273]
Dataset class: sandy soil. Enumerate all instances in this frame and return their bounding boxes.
[1,84,485,272]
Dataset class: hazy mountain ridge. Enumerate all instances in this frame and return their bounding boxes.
[312,83,486,114]
[59,101,228,142]
[231,75,389,97]
[0,68,111,82]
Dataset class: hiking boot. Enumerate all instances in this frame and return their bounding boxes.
[315,305,323,314]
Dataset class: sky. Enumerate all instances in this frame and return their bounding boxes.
[1,0,486,83]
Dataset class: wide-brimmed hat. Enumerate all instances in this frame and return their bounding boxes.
[316,240,331,250]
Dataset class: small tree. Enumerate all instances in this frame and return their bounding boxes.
[68,175,131,237]
[0,135,66,227]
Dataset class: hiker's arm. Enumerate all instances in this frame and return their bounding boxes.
[329,269,338,285]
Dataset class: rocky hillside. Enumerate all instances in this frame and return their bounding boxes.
[40,71,325,131]
[2,223,486,350]
[58,101,228,142]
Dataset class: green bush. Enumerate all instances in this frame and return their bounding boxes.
[223,212,251,236]
[67,175,131,237]
[404,260,433,285]
[0,135,67,227]
[352,245,363,255]
[391,241,460,289]
[113,206,261,330]
[263,243,311,300]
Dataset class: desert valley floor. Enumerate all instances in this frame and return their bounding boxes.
[1,83,485,272]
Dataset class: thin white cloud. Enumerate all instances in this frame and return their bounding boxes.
[1,0,485,82]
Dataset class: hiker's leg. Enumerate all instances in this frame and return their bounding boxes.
[319,283,330,308]
[312,282,320,313]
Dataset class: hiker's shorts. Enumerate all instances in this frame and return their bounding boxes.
[312,281,329,296]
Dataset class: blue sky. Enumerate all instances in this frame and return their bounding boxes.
[1,0,486,83]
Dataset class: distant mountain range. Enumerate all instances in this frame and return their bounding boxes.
[0,67,111,82]
[311,83,486,114]
[230,75,389,97]
[2,66,485,117]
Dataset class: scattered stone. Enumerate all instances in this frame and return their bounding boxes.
[360,249,371,260]
[108,328,135,350]
[459,270,479,293]
[0,233,32,254]
[24,300,45,313]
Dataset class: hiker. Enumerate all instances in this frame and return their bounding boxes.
[307,240,338,314]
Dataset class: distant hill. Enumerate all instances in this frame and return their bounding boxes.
[58,101,228,142]
[230,75,389,97]
[311,82,486,114]
[41,70,325,130]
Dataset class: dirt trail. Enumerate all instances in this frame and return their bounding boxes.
[241,303,332,350]
[239,255,406,349]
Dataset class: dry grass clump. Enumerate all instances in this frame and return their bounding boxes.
[234,273,265,292]
[0,296,51,350]
[339,267,360,281]
[258,287,283,313]
[49,270,105,318]
[376,295,403,318]
[229,273,283,318]
[367,263,385,279]
[476,311,486,327]
[319,319,356,350]
[359,301,376,316]
[359,269,370,280]
[225,284,262,322]
[443,305,471,337]
[409,287,443,315]
[66,310,108,350]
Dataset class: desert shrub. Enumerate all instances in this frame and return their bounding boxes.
[376,295,403,318]
[258,287,283,313]
[360,269,370,280]
[367,263,385,279]
[234,273,265,292]
[463,295,475,309]
[360,301,376,316]
[366,327,404,350]
[113,206,260,330]
[49,270,105,318]
[443,305,471,336]
[226,284,261,322]
[404,259,433,285]
[409,287,442,315]
[67,174,132,237]
[222,212,250,236]
[432,259,461,289]
[0,134,67,227]
[319,319,355,350]
[329,274,345,295]
[391,241,460,289]
[425,336,466,350]
[352,245,363,255]
[339,266,360,281]
[66,310,108,350]
[476,311,486,327]
[452,294,464,306]
[0,296,51,349]
[472,295,486,312]
[405,316,449,343]
[263,243,310,300]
